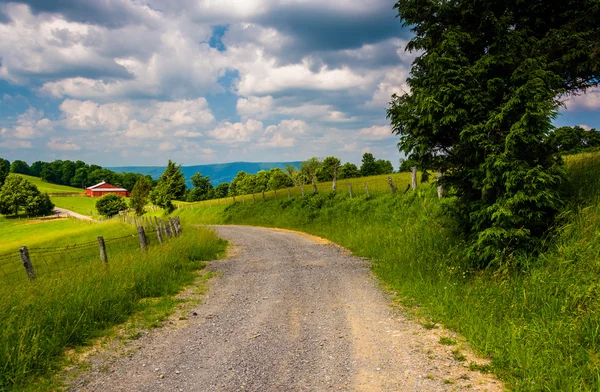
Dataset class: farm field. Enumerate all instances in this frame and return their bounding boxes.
[15,174,84,194]
[51,196,102,218]
[0,216,116,254]
[167,152,600,391]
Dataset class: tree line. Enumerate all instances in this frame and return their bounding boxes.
[0,158,154,191]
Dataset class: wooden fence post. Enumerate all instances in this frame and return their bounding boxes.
[252,193,255,202]
[274,189,277,199]
[262,190,265,201]
[301,185,305,197]
[411,167,417,190]
[165,222,172,238]
[138,226,148,251]
[242,194,245,204]
[19,246,36,281]
[153,216,158,229]
[98,236,108,264]
[233,195,236,203]
[388,176,397,194]
[156,225,163,244]
[175,216,182,235]
[348,182,353,198]
[365,182,370,198]
[287,188,291,198]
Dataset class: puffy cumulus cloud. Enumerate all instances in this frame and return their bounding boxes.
[0,107,52,140]
[0,3,135,84]
[0,139,32,149]
[565,88,600,111]
[207,118,307,149]
[4,0,154,28]
[208,119,264,144]
[47,138,81,151]
[237,95,355,122]
[366,67,411,108]
[358,125,394,140]
[58,98,215,138]
[158,141,177,152]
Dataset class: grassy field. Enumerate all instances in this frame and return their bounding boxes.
[0,217,226,390]
[0,216,113,254]
[169,152,600,391]
[15,174,84,194]
[50,196,102,217]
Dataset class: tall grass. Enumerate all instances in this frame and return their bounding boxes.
[0,225,226,390]
[174,152,600,391]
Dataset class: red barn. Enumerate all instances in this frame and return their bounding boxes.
[85,181,130,197]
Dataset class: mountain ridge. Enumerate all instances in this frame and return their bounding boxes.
[108,161,302,186]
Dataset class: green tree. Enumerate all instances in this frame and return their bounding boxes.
[301,157,321,194]
[187,172,214,201]
[0,174,54,216]
[360,153,378,177]
[129,176,151,216]
[375,159,394,175]
[96,194,128,217]
[388,0,600,266]
[267,168,293,190]
[214,182,230,198]
[71,167,89,188]
[338,162,360,179]
[149,160,186,211]
[60,160,76,185]
[10,160,30,175]
[318,156,341,191]
[0,158,10,186]
[547,126,600,154]
[29,161,43,177]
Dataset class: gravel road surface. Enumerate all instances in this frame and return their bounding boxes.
[53,207,96,222]
[71,225,502,391]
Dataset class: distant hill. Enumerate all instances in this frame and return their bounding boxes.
[108,161,302,186]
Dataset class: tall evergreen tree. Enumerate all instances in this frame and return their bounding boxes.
[388,0,600,266]
[129,176,151,216]
[150,160,186,211]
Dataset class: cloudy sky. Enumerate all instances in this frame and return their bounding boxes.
[0,0,598,167]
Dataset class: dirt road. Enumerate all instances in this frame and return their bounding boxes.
[53,207,96,222]
[71,225,502,391]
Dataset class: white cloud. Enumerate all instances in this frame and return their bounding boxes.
[0,139,32,149]
[358,125,394,140]
[47,138,81,151]
[580,124,592,130]
[58,98,214,139]
[237,95,355,122]
[565,88,600,111]
[0,108,52,140]
[158,141,177,151]
[208,119,264,144]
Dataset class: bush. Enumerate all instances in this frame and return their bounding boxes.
[95,194,127,217]
[0,174,54,216]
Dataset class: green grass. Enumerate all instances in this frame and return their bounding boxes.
[168,151,600,391]
[0,216,120,254]
[15,175,84,194]
[0,224,226,390]
[50,196,102,218]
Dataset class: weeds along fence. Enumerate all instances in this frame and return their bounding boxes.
[178,169,441,210]
[0,216,183,286]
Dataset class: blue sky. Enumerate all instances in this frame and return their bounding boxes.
[0,0,598,167]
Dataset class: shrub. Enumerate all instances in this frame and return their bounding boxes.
[96,194,127,217]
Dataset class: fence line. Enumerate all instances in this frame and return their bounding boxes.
[178,170,439,211]
[0,216,183,286]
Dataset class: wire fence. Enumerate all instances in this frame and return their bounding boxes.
[176,170,439,210]
[0,216,183,287]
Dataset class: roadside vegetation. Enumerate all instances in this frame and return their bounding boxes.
[171,151,600,391]
[0,222,226,390]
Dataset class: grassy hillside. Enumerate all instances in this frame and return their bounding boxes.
[170,152,600,391]
[0,216,111,253]
[15,174,84,194]
[51,196,101,217]
[0,218,226,390]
